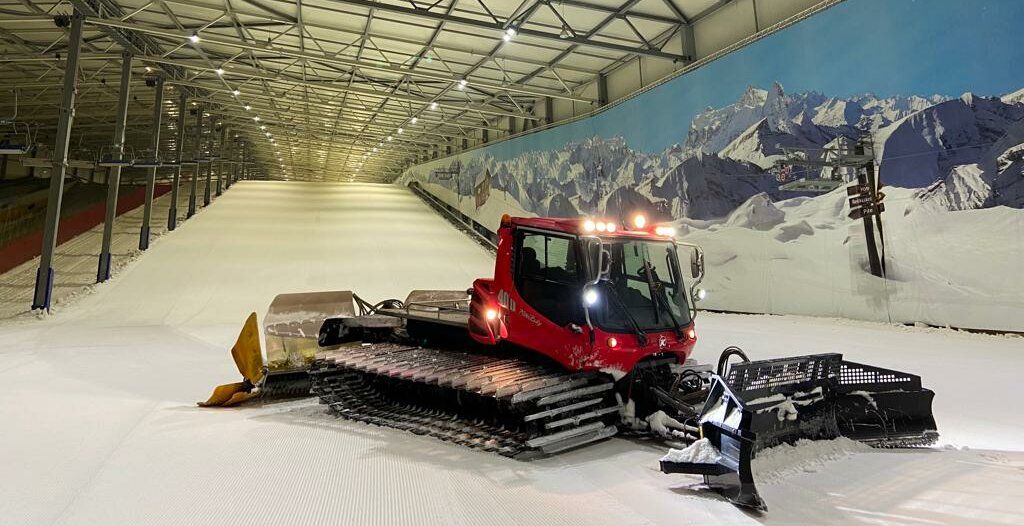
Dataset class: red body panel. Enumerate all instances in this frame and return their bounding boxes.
[468,216,696,374]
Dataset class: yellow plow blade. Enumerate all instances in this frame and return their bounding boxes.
[198,313,264,407]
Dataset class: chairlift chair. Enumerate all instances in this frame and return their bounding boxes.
[68,144,97,170]
[0,121,31,155]
[134,148,164,168]
[98,145,135,167]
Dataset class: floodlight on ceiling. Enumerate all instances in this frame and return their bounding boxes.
[215,68,224,76]
[189,32,200,43]
[411,117,418,124]
[232,89,240,96]
[244,105,251,111]
[430,102,438,110]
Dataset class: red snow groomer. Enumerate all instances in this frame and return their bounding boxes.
[204,213,938,511]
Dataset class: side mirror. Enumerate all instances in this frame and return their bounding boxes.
[599,248,612,280]
[689,248,704,280]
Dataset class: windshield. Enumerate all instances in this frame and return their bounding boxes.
[588,239,692,333]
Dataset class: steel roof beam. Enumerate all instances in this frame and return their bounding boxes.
[313,0,687,61]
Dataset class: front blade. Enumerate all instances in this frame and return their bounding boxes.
[198,381,252,407]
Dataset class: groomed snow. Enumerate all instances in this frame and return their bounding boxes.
[1,181,1022,525]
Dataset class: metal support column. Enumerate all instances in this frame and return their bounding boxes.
[97,51,133,282]
[215,125,226,196]
[168,91,186,230]
[203,116,213,205]
[139,76,164,250]
[544,97,554,125]
[597,74,609,107]
[33,12,85,309]
[187,103,201,217]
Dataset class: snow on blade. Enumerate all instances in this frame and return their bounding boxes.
[749,386,825,421]
[662,438,723,464]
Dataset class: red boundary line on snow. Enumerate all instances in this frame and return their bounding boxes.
[0,185,171,274]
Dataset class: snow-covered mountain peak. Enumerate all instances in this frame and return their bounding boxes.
[1002,88,1024,104]
[739,85,768,107]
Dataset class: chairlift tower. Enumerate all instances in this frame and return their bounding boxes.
[773,135,887,278]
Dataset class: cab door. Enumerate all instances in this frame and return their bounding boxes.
[506,228,593,369]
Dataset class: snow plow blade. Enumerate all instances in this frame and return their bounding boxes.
[199,291,358,406]
[660,353,938,512]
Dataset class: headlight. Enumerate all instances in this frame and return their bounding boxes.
[583,288,599,306]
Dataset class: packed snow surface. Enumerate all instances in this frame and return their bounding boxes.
[752,438,872,485]
[1,182,1022,525]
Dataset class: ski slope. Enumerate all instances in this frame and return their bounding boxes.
[1,181,1021,526]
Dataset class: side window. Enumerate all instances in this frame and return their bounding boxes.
[518,233,577,284]
[515,231,581,326]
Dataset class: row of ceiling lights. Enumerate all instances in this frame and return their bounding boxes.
[179,24,522,179]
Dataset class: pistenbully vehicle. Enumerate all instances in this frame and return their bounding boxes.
[203,213,938,511]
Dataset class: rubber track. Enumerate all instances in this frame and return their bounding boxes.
[310,343,620,458]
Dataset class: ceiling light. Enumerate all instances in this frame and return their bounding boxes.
[387,135,393,141]
[398,128,404,134]
[189,32,200,43]
[458,79,468,89]
[559,25,571,39]
[232,89,240,96]
[244,104,251,111]
[502,33,512,42]
[411,117,418,124]
[145,66,152,73]
[506,27,517,37]
[215,68,224,75]
[430,102,438,110]
[253,116,259,122]
[260,125,266,130]
[372,147,378,152]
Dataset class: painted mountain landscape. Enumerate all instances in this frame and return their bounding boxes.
[399,0,1024,331]
[411,84,1024,220]
[402,84,1024,331]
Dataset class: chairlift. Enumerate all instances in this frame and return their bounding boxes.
[134,148,164,168]
[0,121,31,155]
[98,145,135,167]
[68,141,97,170]
[1,89,33,155]
[20,143,52,169]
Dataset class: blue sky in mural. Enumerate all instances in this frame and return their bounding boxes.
[478,0,1024,159]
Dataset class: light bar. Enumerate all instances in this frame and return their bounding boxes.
[654,226,677,237]
[581,219,618,234]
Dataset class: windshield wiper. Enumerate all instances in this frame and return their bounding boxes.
[604,283,648,347]
[643,261,685,338]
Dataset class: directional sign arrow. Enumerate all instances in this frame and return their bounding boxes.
[849,195,873,207]
[846,184,870,196]
[849,202,886,220]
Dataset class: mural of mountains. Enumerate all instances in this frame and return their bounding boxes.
[420,83,1024,221]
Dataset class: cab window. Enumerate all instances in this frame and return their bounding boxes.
[515,231,582,326]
